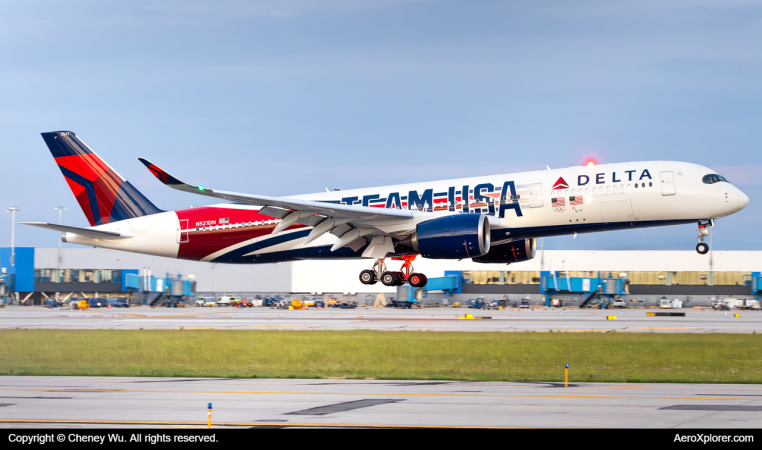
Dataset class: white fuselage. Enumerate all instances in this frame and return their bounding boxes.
[65,161,749,262]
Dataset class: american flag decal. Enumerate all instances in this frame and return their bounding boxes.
[219,217,230,224]
[552,197,566,207]
[569,196,583,206]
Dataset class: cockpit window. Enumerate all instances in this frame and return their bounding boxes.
[702,174,727,184]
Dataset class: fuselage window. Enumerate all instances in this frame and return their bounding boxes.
[702,174,728,184]
[649,182,652,187]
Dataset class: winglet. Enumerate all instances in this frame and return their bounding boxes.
[137,157,187,186]
[137,157,206,196]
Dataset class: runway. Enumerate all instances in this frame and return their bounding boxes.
[0,376,761,428]
[0,306,760,333]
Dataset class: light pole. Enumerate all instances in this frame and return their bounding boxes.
[6,207,19,266]
[54,207,66,267]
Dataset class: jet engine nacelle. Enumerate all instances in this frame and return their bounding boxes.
[411,214,490,259]
[472,238,536,263]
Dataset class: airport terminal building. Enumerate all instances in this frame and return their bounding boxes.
[1,246,761,306]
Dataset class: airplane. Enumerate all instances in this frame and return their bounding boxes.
[23,131,749,288]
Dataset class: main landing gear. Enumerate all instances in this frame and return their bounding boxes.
[358,256,428,288]
[696,224,709,254]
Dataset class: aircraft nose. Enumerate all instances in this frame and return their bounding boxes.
[738,189,750,210]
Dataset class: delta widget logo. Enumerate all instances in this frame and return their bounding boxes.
[552,177,569,190]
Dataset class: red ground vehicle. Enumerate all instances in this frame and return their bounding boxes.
[234,298,253,308]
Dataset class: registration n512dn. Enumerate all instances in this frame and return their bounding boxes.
[24,131,749,288]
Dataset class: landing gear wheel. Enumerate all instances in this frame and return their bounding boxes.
[359,269,377,285]
[381,272,399,287]
[409,273,428,288]
[696,243,709,254]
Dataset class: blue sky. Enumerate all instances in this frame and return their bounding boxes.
[1,0,761,251]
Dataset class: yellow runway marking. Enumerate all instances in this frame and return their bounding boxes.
[590,385,650,389]
[182,324,330,330]
[0,388,760,401]
[535,327,698,333]
[91,312,232,319]
[0,419,534,429]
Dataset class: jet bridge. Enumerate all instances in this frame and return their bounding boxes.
[0,270,13,305]
[124,272,195,306]
[540,271,628,308]
[396,272,461,307]
[751,272,762,301]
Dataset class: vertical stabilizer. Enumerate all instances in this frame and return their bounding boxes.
[41,131,162,225]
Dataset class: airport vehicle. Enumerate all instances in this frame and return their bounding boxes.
[276,299,292,309]
[715,297,759,310]
[43,297,58,308]
[106,297,131,308]
[262,296,281,307]
[70,299,90,310]
[611,299,626,308]
[659,298,683,309]
[738,299,761,310]
[88,298,107,308]
[712,299,730,311]
[216,294,237,307]
[26,131,750,287]
[195,297,217,307]
[331,300,357,309]
[468,298,486,309]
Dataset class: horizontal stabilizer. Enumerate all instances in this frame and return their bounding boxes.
[20,222,132,240]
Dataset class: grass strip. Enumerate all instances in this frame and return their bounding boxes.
[1,329,761,383]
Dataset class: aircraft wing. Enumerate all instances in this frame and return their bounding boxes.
[138,158,418,253]
[138,158,412,221]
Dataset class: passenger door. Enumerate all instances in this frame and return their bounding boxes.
[176,219,189,244]
[660,171,676,196]
[529,183,543,208]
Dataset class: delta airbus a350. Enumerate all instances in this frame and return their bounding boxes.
[24,131,749,288]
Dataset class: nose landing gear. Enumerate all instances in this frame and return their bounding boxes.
[358,256,428,287]
[696,225,709,254]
